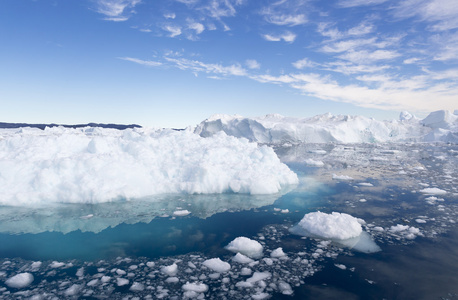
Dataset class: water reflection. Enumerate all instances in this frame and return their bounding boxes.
[0,193,285,234]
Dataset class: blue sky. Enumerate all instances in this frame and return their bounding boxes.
[1,0,457,128]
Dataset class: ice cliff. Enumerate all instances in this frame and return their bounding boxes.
[195,110,458,144]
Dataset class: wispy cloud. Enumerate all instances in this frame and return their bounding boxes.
[188,22,205,34]
[164,25,183,37]
[338,49,401,64]
[262,31,297,42]
[94,0,141,21]
[246,59,261,69]
[394,0,458,31]
[118,57,162,67]
[338,0,388,8]
[261,0,309,26]
[292,58,317,69]
[165,57,248,77]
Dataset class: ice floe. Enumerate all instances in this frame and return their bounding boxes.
[225,237,264,258]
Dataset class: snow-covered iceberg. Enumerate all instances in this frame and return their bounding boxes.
[195,110,458,144]
[0,127,298,206]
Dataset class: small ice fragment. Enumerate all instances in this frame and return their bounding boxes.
[146,261,155,268]
[116,278,129,286]
[335,264,347,270]
[49,261,65,268]
[80,214,94,220]
[173,210,191,217]
[232,253,254,264]
[182,282,209,293]
[304,159,324,167]
[130,282,145,291]
[332,174,354,181]
[225,237,263,258]
[419,188,447,195]
[280,209,289,214]
[165,277,179,283]
[161,263,178,276]
[64,284,81,296]
[270,247,286,258]
[358,183,373,187]
[240,267,252,276]
[202,258,231,273]
[5,273,34,288]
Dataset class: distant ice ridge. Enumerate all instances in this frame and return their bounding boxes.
[0,127,298,206]
[195,110,458,144]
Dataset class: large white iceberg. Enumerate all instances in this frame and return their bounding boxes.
[195,110,458,144]
[0,127,298,206]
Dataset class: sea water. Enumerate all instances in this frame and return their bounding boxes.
[0,143,457,299]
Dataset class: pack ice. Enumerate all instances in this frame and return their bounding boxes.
[195,110,458,144]
[0,127,298,206]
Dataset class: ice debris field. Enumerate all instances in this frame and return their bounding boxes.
[0,110,458,299]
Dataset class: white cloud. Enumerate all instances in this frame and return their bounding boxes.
[246,59,261,69]
[164,13,176,19]
[317,21,374,40]
[262,31,297,43]
[394,0,458,31]
[261,0,309,26]
[94,0,141,21]
[338,0,388,8]
[164,25,182,37]
[189,22,205,34]
[292,58,317,69]
[321,38,377,53]
[338,49,401,63]
[324,61,391,74]
[118,57,162,67]
[264,14,307,26]
[165,57,248,77]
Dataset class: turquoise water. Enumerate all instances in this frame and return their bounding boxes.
[0,144,457,299]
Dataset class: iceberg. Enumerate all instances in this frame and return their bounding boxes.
[195,110,458,144]
[290,212,381,253]
[0,127,298,206]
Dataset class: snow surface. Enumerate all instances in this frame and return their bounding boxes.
[195,110,458,144]
[0,127,298,206]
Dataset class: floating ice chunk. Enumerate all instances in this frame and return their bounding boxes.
[278,281,293,295]
[31,261,42,270]
[64,284,81,296]
[161,263,178,276]
[173,210,191,217]
[225,237,264,258]
[49,261,65,268]
[389,224,422,239]
[290,212,381,253]
[80,214,94,220]
[290,212,362,240]
[358,183,373,187]
[116,278,129,286]
[247,271,271,283]
[130,282,145,291]
[232,253,254,264]
[87,279,99,287]
[415,219,427,224]
[5,273,34,288]
[419,188,447,195]
[335,264,347,270]
[240,267,252,276]
[304,159,324,167]
[202,258,231,273]
[263,258,273,266]
[146,261,155,268]
[332,174,354,181]
[101,276,111,283]
[182,282,209,293]
[270,247,286,258]
[281,209,289,214]
[165,277,179,283]
[252,292,270,299]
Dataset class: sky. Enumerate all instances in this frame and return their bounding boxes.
[1,0,457,128]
